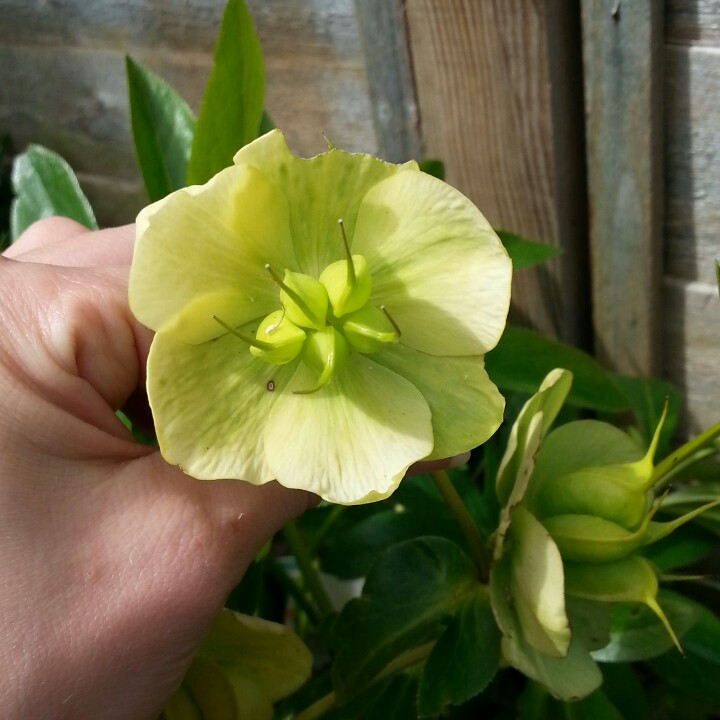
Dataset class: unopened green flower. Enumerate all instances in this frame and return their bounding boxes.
[129,130,511,504]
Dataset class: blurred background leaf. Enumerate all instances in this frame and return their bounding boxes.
[186,0,265,184]
[10,144,97,241]
[126,56,196,202]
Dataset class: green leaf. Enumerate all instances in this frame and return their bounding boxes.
[126,56,196,202]
[486,326,629,413]
[642,523,716,572]
[612,375,680,455]
[258,110,275,136]
[10,144,97,240]
[186,0,265,184]
[516,683,624,720]
[591,590,703,662]
[418,592,500,717]
[600,663,649,720]
[331,537,478,699]
[418,158,445,180]
[320,507,465,580]
[652,419,720,487]
[496,230,560,269]
[648,605,720,706]
[322,673,418,720]
[563,689,624,720]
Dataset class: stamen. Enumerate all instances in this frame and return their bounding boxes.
[338,219,356,288]
[380,305,402,337]
[322,131,336,150]
[212,314,277,351]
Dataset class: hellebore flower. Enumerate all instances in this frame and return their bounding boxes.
[129,130,511,504]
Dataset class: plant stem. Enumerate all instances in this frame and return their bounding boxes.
[294,642,434,720]
[267,558,321,626]
[309,504,345,554]
[283,520,335,618]
[431,470,489,581]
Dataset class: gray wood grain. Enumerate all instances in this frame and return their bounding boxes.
[666,0,720,45]
[354,0,421,163]
[665,44,720,285]
[663,277,720,434]
[0,0,378,226]
[581,0,663,376]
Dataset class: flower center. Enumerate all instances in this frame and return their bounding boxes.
[215,220,400,392]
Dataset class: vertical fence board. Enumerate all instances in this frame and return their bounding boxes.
[404,0,587,343]
[354,0,422,163]
[581,0,663,376]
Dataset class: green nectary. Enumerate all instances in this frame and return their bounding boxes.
[221,236,400,393]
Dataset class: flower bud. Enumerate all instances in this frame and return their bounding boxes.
[529,412,664,531]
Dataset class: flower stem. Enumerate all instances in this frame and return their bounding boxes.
[267,558,321,626]
[431,470,489,581]
[283,520,335,618]
[294,642,434,720]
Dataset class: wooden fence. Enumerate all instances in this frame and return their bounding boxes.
[0,0,718,433]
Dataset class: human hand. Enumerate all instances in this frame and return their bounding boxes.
[0,218,315,720]
[0,218,469,719]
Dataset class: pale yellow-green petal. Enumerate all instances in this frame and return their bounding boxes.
[352,170,512,356]
[264,353,434,504]
[233,129,418,277]
[129,162,298,333]
[371,344,504,460]
[198,610,312,703]
[510,506,571,658]
[495,368,573,507]
[147,328,297,483]
[501,632,602,702]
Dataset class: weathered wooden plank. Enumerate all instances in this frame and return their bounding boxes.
[581,0,663,376]
[666,0,720,46]
[354,0,421,163]
[0,0,378,225]
[662,277,720,434]
[0,0,363,57]
[404,0,587,344]
[665,44,720,285]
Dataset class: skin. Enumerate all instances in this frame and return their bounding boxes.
[0,218,467,720]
